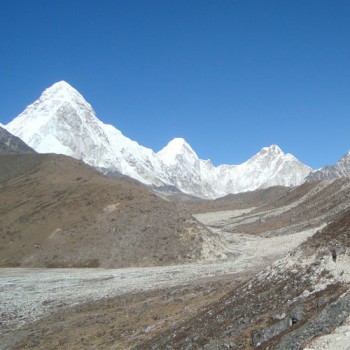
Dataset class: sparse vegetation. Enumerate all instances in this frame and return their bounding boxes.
[2,154,350,349]
[0,153,218,268]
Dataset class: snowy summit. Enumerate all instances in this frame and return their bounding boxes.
[158,138,199,165]
[4,81,313,198]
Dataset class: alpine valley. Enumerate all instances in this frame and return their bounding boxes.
[4,81,312,198]
[4,82,350,350]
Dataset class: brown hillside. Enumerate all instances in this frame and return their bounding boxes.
[0,154,218,268]
[187,186,291,213]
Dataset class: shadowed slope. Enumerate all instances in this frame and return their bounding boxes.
[0,126,35,154]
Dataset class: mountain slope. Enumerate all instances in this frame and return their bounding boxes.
[0,153,221,268]
[307,151,350,181]
[5,81,312,198]
[135,189,350,349]
[4,81,167,187]
[0,126,35,154]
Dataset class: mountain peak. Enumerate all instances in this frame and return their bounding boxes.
[157,138,198,164]
[39,81,83,102]
[260,144,283,155]
[51,80,73,89]
[5,81,99,155]
[166,137,191,150]
[5,81,92,128]
[4,82,313,198]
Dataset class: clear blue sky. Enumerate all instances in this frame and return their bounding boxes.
[1,0,350,169]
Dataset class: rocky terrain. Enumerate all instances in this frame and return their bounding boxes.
[2,174,350,349]
[0,209,322,350]
[2,142,350,350]
[134,182,350,349]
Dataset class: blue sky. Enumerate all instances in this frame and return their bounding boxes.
[1,0,350,169]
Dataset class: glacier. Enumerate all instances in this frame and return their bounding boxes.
[4,81,313,198]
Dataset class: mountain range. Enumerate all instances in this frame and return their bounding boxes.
[3,81,316,198]
[3,81,350,349]
[4,81,350,198]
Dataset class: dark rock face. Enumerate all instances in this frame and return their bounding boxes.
[306,151,350,181]
[252,305,304,347]
[0,126,35,154]
[252,318,291,347]
[274,290,350,350]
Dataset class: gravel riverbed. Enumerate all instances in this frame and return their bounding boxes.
[1,209,323,343]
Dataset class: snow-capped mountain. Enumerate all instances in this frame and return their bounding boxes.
[306,152,350,181]
[4,81,312,198]
[214,145,312,194]
[157,140,312,197]
[5,81,167,186]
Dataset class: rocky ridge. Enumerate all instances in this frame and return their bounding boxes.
[0,126,35,154]
[307,151,350,182]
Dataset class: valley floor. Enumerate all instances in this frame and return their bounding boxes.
[0,209,325,349]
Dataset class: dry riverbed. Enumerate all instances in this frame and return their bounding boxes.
[0,209,324,349]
